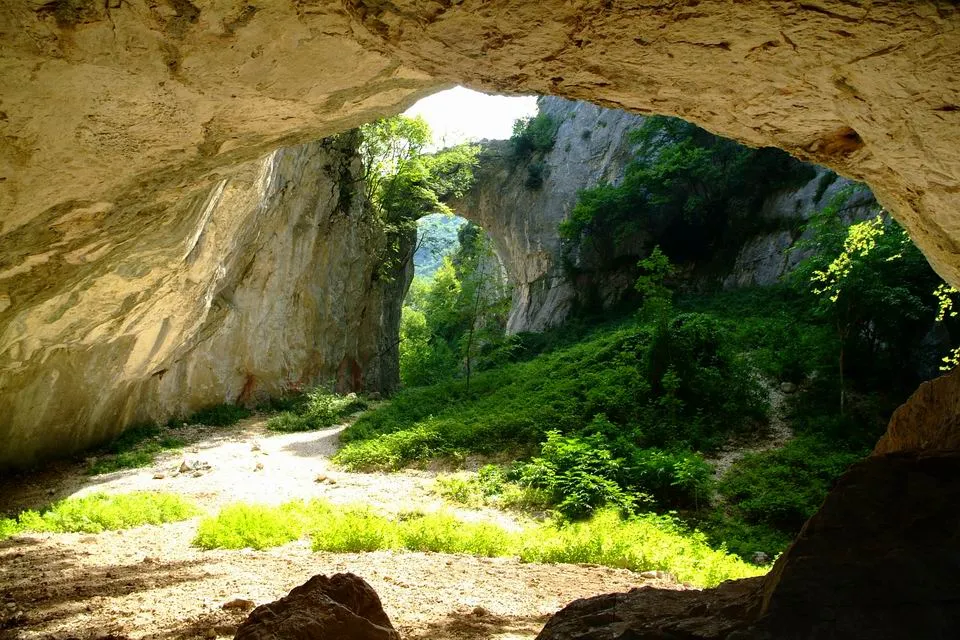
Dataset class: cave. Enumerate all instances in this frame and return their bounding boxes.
[1,1,959,638]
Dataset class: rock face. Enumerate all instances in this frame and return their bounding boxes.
[235,573,400,640]
[3,1,959,292]
[454,97,874,332]
[3,1,960,463]
[452,97,644,333]
[874,366,960,455]
[0,135,411,469]
[722,172,879,289]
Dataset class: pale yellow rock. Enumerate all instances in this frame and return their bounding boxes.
[1,0,960,467]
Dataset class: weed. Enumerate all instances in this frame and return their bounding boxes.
[193,500,332,550]
[187,404,251,427]
[266,388,367,432]
[0,492,199,539]
[86,423,185,476]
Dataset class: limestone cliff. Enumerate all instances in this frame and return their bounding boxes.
[452,97,643,333]
[453,97,876,333]
[0,136,410,469]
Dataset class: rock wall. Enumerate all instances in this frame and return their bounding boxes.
[0,135,410,469]
[451,97,644,333]
[453,97,876,333]
[3,0,960,465]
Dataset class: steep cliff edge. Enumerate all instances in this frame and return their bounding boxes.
[0,136,410,469]
[453,98,876,333]
[451,98,642,333]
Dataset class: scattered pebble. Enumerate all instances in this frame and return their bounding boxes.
[254,462,264,472]
[250,442,261,452]
[314,472,328,483]
[192,471,204,478]
[179,461,192,473]
[153,472,166,480]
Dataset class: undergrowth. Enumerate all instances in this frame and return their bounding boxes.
[86,424,185,475]
[192,499,763,587]
[0,492,199,538]
[266,389,367,433]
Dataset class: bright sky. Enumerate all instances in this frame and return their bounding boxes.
[403,86,539,148]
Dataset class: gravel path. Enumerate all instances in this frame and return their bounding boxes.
[0,415,675,639]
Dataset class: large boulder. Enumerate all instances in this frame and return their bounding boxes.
[535,577,763,640]
[235,573,400,640]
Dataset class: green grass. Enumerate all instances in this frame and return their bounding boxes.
[86,423,185,475]
[335,314,766,472]
[192,499,763,587]
[186,403,252,427]
[193,500,333,550]
[0,491,200,539]
[266,388,367,433]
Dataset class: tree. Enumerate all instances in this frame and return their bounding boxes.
[359,116,480,277]
[791,188,940,410]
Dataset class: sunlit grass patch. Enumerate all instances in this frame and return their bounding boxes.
[193,500,333,550]
[518,510,764,587]
[193,498,763,587]
[0,491,200,539]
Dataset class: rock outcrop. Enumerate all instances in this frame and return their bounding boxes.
[0,135,411,468]
[5,2,959,285]
[3,1,960,463]
[235,573,400,640]
[454,97,874,332]
[452,97,644,333]
[874,366,960,455]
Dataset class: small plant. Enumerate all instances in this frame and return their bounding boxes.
[1,492,199,539]
[266,388,367,432]
[194,500,333,550]
[187,403,252,427]
[86,423,185,475]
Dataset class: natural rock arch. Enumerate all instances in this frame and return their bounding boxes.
[1,0,959,464]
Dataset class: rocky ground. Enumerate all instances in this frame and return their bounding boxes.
[0,416,679,640]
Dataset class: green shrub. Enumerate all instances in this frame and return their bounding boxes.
[717,437,860,532]
[266,388,367,432]
[517,431,637,520]
[510,113,559,159]
[194,500,332,550]
[86,423,185,475]
[1,492,199,539]
[187,404,252,427]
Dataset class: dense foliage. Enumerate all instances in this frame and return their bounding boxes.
[560,116,816,268]
[359,116,480,276]
[399,222,511,387]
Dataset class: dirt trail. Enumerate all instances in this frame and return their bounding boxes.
[707,385,795,481]
[0,416,675,640]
